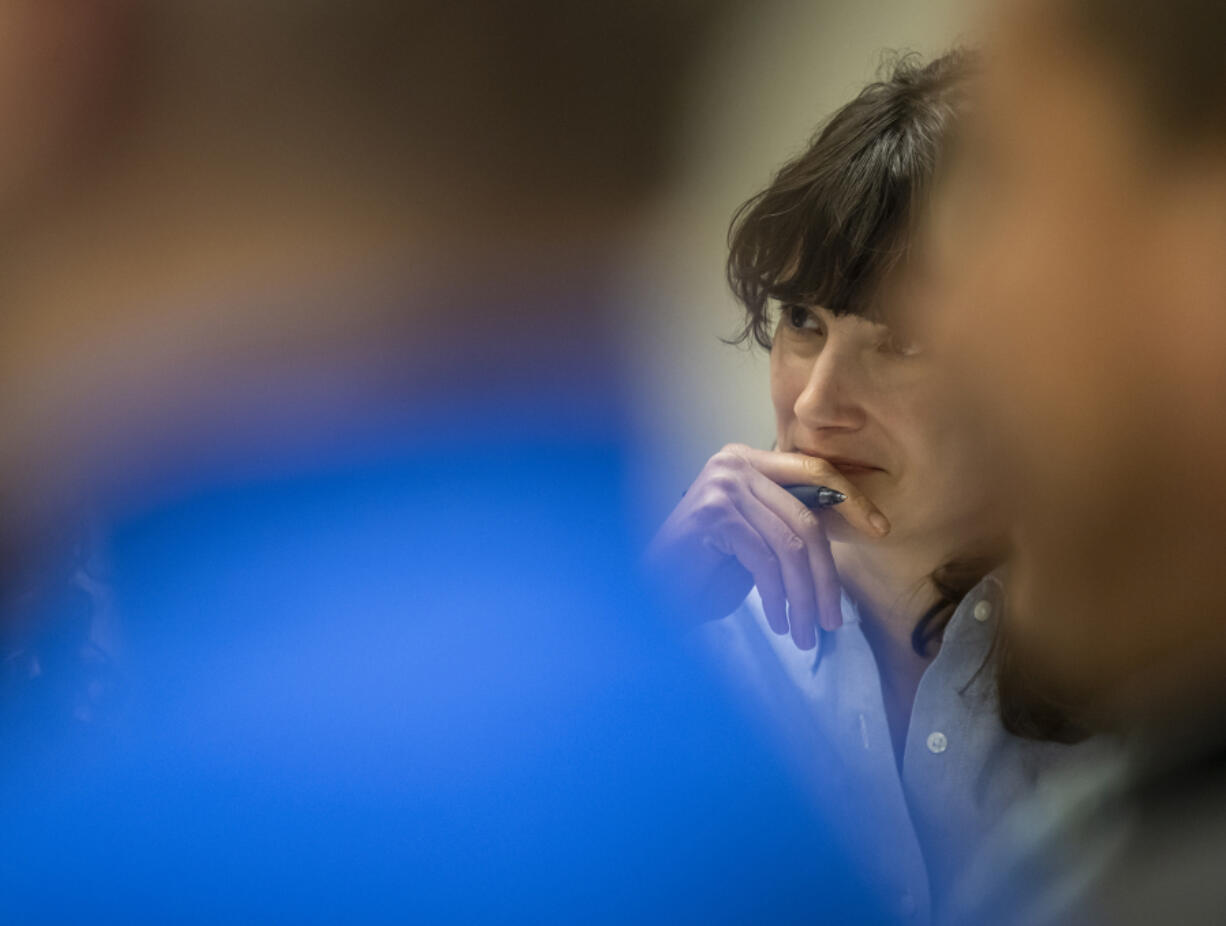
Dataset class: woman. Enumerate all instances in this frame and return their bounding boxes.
[645,50,1091,923]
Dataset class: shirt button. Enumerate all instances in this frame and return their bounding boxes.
[898,892,918,917]
[973,599,992,622]
[926,731,948,754]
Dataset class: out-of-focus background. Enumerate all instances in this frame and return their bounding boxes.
[626,0,968,530]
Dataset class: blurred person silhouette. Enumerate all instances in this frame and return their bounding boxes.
[0,2,888,922]
[919,0,1226,922]
[644,50,1097,926]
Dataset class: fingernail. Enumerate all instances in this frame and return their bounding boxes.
[869,512,890,535]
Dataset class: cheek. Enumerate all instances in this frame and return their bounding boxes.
[769,348,806,433]
[882,388,1002,531]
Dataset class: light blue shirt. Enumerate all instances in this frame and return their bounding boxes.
[697,571,1099,925]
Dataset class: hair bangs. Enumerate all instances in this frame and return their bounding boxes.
[726,49,973,350]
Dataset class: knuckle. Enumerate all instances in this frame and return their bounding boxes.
[709,449,749,475]
[699,529,732,557]
[705,470,740,494]
[794,505,821,532]
[692,487,730,524]
[782,531,806,554]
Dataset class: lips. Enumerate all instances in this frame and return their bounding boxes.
[795,451,885,476]
[828,460,880,476]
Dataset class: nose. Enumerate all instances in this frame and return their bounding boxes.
[792,344,867,432]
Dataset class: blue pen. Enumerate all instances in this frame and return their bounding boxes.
[785,485,846,509]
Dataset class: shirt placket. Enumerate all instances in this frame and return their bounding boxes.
[898,585,1001,925]
[827,614,934,926]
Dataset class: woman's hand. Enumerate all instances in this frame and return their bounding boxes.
[644,444,890,649]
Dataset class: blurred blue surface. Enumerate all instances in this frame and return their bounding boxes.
[0,418,884,923]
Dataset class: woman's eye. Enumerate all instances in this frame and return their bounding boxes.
[784,304,821,332]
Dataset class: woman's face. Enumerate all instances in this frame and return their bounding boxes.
[770,294,1001,551]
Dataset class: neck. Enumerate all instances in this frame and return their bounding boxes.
[833,539,946,662]
[832,537,959,767]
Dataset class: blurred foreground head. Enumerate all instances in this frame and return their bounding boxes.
[931,0,1226,726]
[0,7,893,922]
[0,0,727,548]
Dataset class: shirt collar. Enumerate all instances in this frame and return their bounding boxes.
[815,567,1006,670]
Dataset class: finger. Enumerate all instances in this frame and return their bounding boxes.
[813,529,844,630]
[732,495,820,650]
[708,509,789,635]
[724,444,890,539]
[748,474,844,632]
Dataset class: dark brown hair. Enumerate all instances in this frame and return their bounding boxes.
[727,50,974,350]
[726,50,1086,743]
